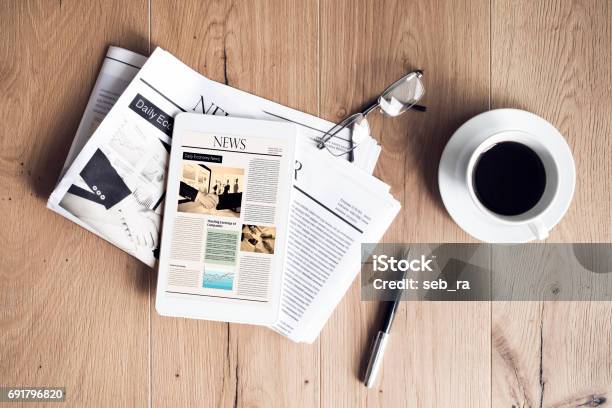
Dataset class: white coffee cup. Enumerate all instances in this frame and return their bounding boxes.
[465,130,560,240]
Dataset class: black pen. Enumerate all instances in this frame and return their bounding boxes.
[363,287,403,387]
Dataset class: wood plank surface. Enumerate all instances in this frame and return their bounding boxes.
[0,1,149,407]
[0,0,610,407]
[149,1,320,407]
[491,0,612,243]
[491,0,612,407]
[148,3,237,406]
[318,1,491,407]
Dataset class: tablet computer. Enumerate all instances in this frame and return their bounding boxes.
[155,113,297,325]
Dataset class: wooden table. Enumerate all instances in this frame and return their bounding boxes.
[1,1,610,407]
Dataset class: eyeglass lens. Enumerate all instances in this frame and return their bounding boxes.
[378,72,425,117]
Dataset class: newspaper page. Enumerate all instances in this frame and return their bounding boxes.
[49,47,148,254]
[48,47,381,267]
[272,138,401,342]
[156,115,296,324]
[60,47,147,178]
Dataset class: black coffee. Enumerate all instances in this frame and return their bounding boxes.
[473,142,546,216]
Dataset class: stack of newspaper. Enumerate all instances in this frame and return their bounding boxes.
[47,46,400,343]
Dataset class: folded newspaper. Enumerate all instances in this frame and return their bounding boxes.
[48,46,400,342]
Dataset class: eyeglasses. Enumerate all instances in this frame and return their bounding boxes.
[317,70,426,161]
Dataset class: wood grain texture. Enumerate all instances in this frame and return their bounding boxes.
[491,0,612,407]
[148,3,237,406]
[149,1,319,407]
[218,3,320,407]
[491,0,612,243]
[0,0,610,407]
[0,1,149,407]
[319,1,491,407]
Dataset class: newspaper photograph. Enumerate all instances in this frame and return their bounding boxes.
[178,163,244,218]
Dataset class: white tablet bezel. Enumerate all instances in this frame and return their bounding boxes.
[155,112,297,325]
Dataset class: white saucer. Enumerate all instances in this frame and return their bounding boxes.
[438,109,575,243]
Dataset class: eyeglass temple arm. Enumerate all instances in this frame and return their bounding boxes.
[316,116,354,149]
[362,101,427,117]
